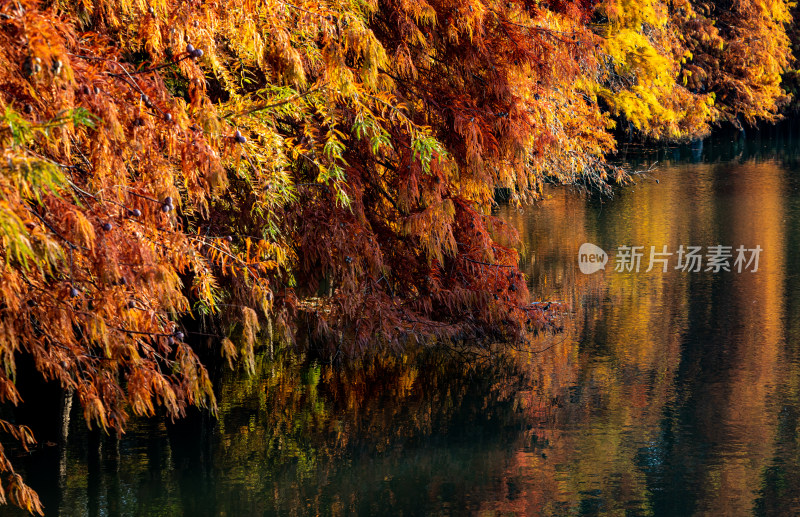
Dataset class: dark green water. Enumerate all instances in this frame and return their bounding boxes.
[8,128,800,516]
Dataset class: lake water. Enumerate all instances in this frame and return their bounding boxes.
[9,127,800,516]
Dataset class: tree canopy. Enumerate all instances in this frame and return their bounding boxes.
[0,0,795,511]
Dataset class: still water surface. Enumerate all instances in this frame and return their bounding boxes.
[10,129,800,516]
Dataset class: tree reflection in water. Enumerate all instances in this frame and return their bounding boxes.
[11,130,800,516]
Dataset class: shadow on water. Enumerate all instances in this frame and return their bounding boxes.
[9,124,800,515]
[9,345,570,516]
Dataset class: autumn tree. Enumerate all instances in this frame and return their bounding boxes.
[672,0,792,127]
[593,0,792,138]
[0,0,796,512]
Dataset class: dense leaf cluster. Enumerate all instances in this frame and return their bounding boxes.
[0,0,794,511]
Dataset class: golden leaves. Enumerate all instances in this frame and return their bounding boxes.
[0,467,42,515]
[240,307,259,374]
[403,198,457,264]
[64,209,96,250]
[0,0,796,511]
[221,337,238,368]
[595,0,792,137]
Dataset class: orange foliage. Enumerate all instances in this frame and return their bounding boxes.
[0,0,796,511]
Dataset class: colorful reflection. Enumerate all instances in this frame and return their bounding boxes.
[9,130,800,516]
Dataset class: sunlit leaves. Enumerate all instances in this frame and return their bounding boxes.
[0,0,796,511]
[596,0,792,138]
